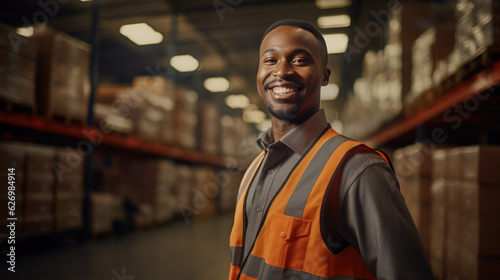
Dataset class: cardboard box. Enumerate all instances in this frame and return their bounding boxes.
[24,197,53,216]
[432,149,448,180]
[25,144,56,173]
[0,23,37,109]
[461,195,500,256]
[54,213,83,232]
[447,148,462,181]
[24,173,54,199]
[446,211,462,245]
[91,193,114,235]
[54,196,83,217]
[446,180,462,215]
[445,239,461,280]
[34,24,90,123]
[0,142,26,170]
[460,145,500,183]
[431,179,447,209]
[133,76,175,99]
[460,249,500,280]
[23,214,53,236]
[55,175,83,197]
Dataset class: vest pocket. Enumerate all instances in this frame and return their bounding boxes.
[264,212,311,270]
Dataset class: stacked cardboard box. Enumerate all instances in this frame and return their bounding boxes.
[132,76,176,145]
[35,24,90,123]
[393,143,432,255]
[176,165,195,213]
[428,145,500,280]
[174,86,198,150]
[0,143,26,237]
[0,24,36,111]
[100,157,189,226]
[90,192,114,236]
[444,147,463,279]
[23,145,56,237]
[430,149,449,279]
[342,8,403,140]
[52,148,84,232]
[221,116,251,158]
[454,146,500,280]
[152,160,177,224]
[198,100,220,155]
[453,0,500,68]
[0,24,37,111]
[191,167,216,220]
[93,103,133,135]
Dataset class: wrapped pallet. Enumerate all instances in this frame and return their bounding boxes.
[23,144,57,237]
[34,24,90,123]
[0,24,37,111]
[53,147,84,232]
[174,86,198,150]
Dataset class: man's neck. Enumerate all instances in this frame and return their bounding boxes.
[270,110,318,142]
[271,118,298,142]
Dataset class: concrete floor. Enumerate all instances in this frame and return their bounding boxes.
[1,213,234,280]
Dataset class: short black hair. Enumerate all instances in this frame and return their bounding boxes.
[262,19,328,65]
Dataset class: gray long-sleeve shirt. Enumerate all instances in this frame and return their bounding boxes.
[243,110,433,280]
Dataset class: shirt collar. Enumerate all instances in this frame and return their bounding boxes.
[257,110,329,156]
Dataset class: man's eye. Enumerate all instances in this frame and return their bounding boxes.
[264,58,277,64]
[293,58,307,64]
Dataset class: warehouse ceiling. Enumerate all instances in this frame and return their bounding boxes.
[1,0,398,122]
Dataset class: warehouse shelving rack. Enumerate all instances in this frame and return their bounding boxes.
[0,111,229,167]
[0,2,244,246]
[365,60,500,148]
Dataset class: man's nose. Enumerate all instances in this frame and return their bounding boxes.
[272,61,293,78]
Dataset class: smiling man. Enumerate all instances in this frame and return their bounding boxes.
[229,19,433,280]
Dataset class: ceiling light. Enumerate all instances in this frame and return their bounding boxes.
[317,15,351,28]
[17,26,34,37]
[204,77,230,92]
[316,0,352,9]
[80,0,92,2]
[323,33,349,54]
[225,94,250,109]
[321,83,339,100]
[119,23,163,46]
[170,55,199,72]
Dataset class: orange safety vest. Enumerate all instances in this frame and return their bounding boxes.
[229,128,391,280]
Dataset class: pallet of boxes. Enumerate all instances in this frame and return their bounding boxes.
[0,24,37,113]
[393,143,433,257]
[0,143,26,239]
[34,24,90,124]
[430,146,500,280]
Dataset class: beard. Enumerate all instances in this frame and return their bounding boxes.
[266,96,301,122]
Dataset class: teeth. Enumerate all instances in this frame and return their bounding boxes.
[272,87,298,94]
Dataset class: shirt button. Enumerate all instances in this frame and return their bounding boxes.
[280,232,287,239]
[268,169,274,174]
[257,206,262,212]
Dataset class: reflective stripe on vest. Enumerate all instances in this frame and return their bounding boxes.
[229,129,385,280]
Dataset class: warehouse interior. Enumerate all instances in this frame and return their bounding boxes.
[1,0,499,279]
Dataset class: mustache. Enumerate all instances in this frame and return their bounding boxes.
[264,78,305,90]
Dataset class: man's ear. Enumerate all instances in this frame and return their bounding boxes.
[322,67,332,86]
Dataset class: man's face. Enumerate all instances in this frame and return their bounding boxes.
[257,25,330,123]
